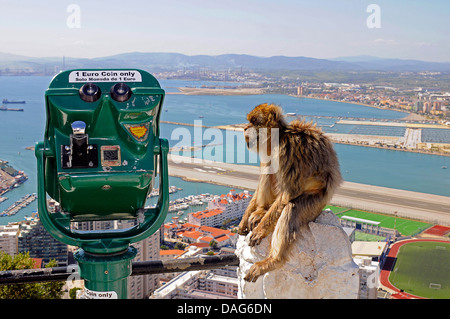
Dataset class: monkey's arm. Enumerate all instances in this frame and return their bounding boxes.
[238,172,277,235]
[247,194,286,246]
[238,189,258,235]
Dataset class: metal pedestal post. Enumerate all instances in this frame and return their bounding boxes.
[74,246,137,299]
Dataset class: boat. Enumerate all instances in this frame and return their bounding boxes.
[0,105,24,112]
[442,166,448,169]
[3,99,25,104]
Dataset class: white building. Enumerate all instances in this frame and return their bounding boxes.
[189,209,225,227]
[151,243,238,299]
[189,189,251,228]
[353,256,380,299]
[351,241,387,299]
[0,224,19,256]
[151,267,238,299]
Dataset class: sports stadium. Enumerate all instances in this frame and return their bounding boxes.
[380,239,450,299]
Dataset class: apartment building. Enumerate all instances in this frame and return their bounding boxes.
[0,224,19,256]
[189,189,251,228]
[151,249,238,299]
[353,256,380,299]
[18,218,68,265]
[116,219,161,299]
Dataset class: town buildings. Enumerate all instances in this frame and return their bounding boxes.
[0,187,402,299]
[0,224,19,256]
[151,245,238,299]
[189,189,252,228]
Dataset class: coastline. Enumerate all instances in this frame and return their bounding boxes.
[166,86,420,119]
[162,121,450,157]
[162,85,450,157]
[24,121,449,157]
[168,154,450,225]
[167,87,265,96]
[166,86,438,124]
[290,94,419,118]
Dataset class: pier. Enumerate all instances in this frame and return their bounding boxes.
[160,120,450,156]
[0,193,36,217]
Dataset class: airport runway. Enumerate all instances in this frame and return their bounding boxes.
[168,155,450,226]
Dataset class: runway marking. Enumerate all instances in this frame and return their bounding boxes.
[218,170,235,175]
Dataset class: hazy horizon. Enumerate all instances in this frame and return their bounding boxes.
[0,0,448,63]
[1,51,449,65]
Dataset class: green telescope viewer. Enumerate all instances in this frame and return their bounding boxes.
[35,69,169,255]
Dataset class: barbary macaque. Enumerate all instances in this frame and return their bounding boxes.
[238,103,342,282]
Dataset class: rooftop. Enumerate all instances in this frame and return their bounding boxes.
[351,241,387,257]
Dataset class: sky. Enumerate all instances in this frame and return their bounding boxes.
[0,0,449,62]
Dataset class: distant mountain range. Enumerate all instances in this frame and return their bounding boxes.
[1,52,450,73]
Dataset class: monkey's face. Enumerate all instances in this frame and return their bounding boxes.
[244,123,259,152]
[244,103,284,154]
[246,103,283,129]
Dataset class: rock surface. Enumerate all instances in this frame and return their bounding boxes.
[236,210,359,299]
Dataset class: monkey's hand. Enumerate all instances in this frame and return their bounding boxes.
[247,223,270,247]
[244,262,266,282]
[238,198,259,235]
[237,216,250,236]
[248,208,266,231]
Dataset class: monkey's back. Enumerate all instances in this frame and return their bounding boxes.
[279,119,342,198]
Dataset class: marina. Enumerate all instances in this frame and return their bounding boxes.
[148,185,217,220]
[168,193,216,213]
[0,193,36,217]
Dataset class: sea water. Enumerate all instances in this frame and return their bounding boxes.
[0,76,448,225]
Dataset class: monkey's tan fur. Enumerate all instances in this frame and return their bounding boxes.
[238,103,342,282]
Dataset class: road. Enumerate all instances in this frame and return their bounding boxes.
[167,155,450,226]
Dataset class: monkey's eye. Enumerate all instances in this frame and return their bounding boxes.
[250,117,259,125]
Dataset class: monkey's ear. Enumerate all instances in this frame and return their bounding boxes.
[268,105,283,124]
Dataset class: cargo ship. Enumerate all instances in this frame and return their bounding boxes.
[2,99,25,104]
[0,105,24,111]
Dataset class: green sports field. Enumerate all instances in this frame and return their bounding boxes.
[333,208,432,236]
[389,241,450,299]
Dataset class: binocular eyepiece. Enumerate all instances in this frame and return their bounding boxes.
[79,83,102,102]
[79,82,132,103]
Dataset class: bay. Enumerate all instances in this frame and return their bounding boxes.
[0,75,448,225]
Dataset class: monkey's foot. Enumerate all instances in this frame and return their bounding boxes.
[244,260,273,282]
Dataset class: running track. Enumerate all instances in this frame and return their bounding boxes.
[380,239,449,299]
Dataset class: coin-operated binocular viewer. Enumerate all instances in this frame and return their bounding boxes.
[35,69,169,299]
